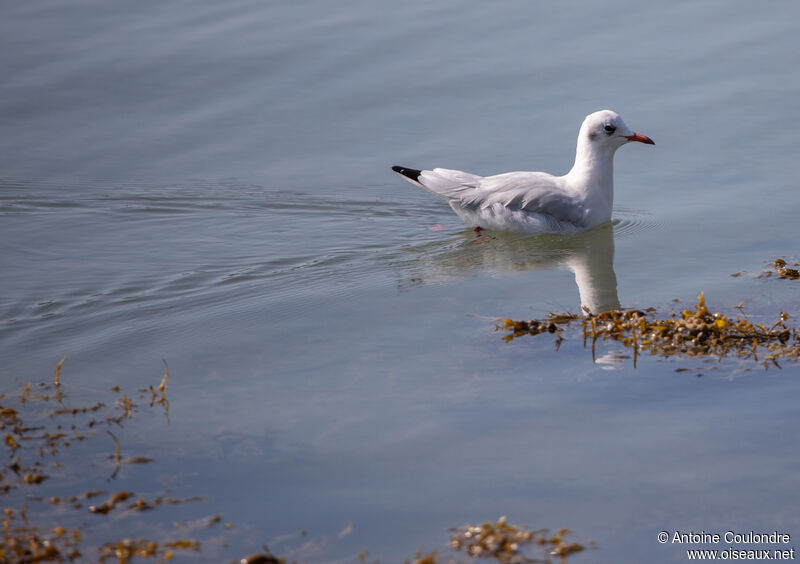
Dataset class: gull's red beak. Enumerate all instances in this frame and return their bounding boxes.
[626,132,655,145]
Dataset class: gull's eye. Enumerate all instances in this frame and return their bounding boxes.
[604,124,616,134]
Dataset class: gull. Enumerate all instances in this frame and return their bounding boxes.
[392,109,654,234]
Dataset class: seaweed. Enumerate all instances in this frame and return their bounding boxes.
[499,293,800,367]
[449,517,591,564]
[2,367,590,564]
[410,517,593,564]
[0,360,211,563]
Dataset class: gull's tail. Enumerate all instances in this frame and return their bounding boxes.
[391,165,423,186]
[391,165,480,200]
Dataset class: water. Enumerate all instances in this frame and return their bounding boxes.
[2,1,800,562]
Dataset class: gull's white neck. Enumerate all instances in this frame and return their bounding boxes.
[564,133,618,225]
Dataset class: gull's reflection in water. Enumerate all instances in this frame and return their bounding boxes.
[561,224,620,313]
[402,223,620,314]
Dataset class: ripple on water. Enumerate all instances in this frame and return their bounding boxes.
[0,179,434,345]
[612,207,665,239]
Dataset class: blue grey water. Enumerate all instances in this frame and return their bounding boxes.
[2,1,800,562]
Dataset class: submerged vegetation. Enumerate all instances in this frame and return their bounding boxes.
[1,362,588,564]
[0,361,228,563]
[500,291,800,368]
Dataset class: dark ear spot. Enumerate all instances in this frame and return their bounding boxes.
[588,131,597,141]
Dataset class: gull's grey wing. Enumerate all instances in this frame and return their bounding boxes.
[414,168,587,225]
[457,171,587,225]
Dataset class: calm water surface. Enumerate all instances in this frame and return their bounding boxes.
[2,1,800,562]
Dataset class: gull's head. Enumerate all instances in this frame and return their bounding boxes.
[581,110,655,150]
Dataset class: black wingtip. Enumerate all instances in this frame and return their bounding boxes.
[391,165,422,182]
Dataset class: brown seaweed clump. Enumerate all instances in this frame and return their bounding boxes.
[499,293,800,366]
[762,258,800,280]
[448,516,590,563]
[410,517,591,564]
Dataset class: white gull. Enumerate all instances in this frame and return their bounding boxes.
[392,109,654,234]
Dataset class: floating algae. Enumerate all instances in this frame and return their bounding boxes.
[451,517,590,564]
[500,293,800,367]
[0,361,216,563]
[412,516,592,564]
[2,363,591,564]
[761,258,800,280]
